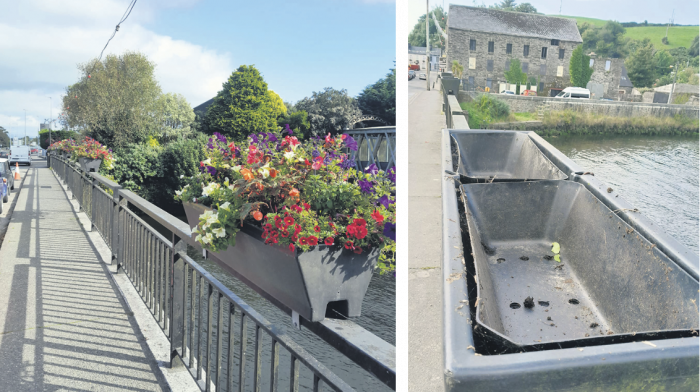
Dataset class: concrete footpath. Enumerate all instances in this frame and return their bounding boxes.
[408,75,446,392]
[0,159,169,391]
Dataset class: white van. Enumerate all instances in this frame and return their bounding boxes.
[10,146,31,166]
[555,87,590,99]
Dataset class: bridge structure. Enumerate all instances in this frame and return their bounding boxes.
[0,127,396,391]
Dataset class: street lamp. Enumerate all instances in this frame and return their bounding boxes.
[23,109,26,146]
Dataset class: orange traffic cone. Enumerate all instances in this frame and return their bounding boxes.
[14,163,20,180]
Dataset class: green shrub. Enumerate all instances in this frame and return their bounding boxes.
[108,143,163,202]
[460,94,511,129]
[156,134,207,211]
[541,110,699,135]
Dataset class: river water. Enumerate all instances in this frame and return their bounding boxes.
[545,134,699,255]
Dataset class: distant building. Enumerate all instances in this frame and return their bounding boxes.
[586,53,624,100]
[446,5,582,93]
[408,45,441,71]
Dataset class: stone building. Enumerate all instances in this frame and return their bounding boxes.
[409,45,441,71]
[446,5,582,94]
[585,53,624,100]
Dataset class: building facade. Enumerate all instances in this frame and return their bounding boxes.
[586,54,624,100]
[409,45,441,71]
[446,5,582,94]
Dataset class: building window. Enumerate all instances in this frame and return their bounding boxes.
[589,59,595,67]
[539,82,544,92]
[470,39,476,51]
[487,78,493,89]
[540,64,546,75]
[523,45,529,57]
[557,66,564,77]
[522,62,528,73]
[541,47,547,59]
[469,57,476,69]
[468,76,475,86]
[488,41,494,53]
[559,49,565,60]
[551,39,559,46]
[487,60,494,71]
[605,60,611,71]
[506,43,512,54]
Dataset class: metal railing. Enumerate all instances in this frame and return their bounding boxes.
[48,155,395,391]
[345,127,396,171]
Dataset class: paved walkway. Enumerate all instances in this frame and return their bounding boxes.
[0,160,167,391]
[408,74,446,392]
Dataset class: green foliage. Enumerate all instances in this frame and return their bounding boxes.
[204,65,279,143]
[451,61,464,79]
[407,6,446,49]
[277,110,312,140]
[580,21,629,58]
[294,88,362,136]
[267,90,287,120]
[460,95,510,129]
[491,0,538,13]
[652,50,675,78]
[0,126,10,148]
[689,35,700,57]
[63,51,162,149]
[626,40,656,87]
[356,69,396,126]
[108,143,163,201]
[154,93,196,143]
[569,45,594,87]
[541,110,699,135]
[154,135,208,211]
[38,129,78,149]
[624,26,699,50]
[504,59,527,85]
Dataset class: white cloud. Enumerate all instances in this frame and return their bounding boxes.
[0,0,231,139]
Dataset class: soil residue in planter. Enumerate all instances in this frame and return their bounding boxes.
[520,256,529,261]
[538,300,550,307]
[590,323,599,328]
[523,296,535,309]
[543,255,554,261]
[481,242,496,255]
[496,258,505,263]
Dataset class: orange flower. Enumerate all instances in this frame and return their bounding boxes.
[256,183,263,191]
[269,169,277,178]
[289,188,300,198]
[253,211,263,221]
[241,168,253,181]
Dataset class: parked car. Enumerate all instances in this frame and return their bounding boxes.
[409,70,416,80]
[501,90,515,95]
[0,151,8,159]
[419,73,427,80]
[520,89,537,96]
[0,158,14,204]
[555,87,591,99]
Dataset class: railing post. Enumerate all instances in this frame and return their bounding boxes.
[112,187,123,268]
[170,242,187,367]
[91,176,97,230]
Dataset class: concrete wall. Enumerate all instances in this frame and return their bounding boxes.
[458,92,700,118]
[447,28,578,93]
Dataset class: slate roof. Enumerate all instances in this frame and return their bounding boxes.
[619,65,633,88]
[408,44,441,56]
[193,98,215,115]
[448,5,583,43]
[654,83,700,95]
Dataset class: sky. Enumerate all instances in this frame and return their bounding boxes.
[0,0,396,140]
[408,0,700,29]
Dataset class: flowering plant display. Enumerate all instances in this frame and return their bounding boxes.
[70,137,115,170]
[176,125,396,271]
[47,139,78,154]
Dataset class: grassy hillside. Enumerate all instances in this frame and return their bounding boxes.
[555,15,699,49]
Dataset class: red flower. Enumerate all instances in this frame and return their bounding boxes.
[200,161,205,167]
[275,219,285,230]
[307,236,318,246]
[303,203,310,210]
[291,235,298,242]
[356,226,368,239]
[304,159,312,166]
[293,205,302,213]
[289,244,295,252]
[346,224,357,238]
[289,188,300,198]
[299,237,309,246]
[314,226,320,232]
[284,216,294,226]
[371,210,384,223]
[280,228,290,237]
[312,160,322,170]
[294,224,302,235]
[353,218,366,227]
[344,240,354,250]
[324,237,334,246]
[353,247,362,254]
[325,133,333,144]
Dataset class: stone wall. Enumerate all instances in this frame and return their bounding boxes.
[587,56,623,100]
[447,28,579,93]
[458,92,700,118]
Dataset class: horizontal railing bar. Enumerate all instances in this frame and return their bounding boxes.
[178,251,355,392]
[88,172,122,191]
[344,127,396,134]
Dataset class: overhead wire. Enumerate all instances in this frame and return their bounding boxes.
[87,0,138,77]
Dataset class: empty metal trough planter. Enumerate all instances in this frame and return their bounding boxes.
[452,131,567,182]
[460,180,699,352]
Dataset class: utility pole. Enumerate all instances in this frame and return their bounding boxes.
[665,9,674,40]
[24,109,26,146]
[668,62,678,104]
[426,0,431,90]
[559,0,563,15]
[49,97,52,148]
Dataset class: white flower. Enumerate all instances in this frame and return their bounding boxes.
[232,165,242,172]
[202,182,220,196]
[212,227,226,238]
[180,175,184,179]
[175,189,182,196]
[203,158,212,166]
[284,151,295,160]
[259,164,270,178]
[219,202,231,211]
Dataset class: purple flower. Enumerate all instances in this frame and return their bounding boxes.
[344,135,358,151]
[207,143,214,149]
[213,132,227,143]
[377,195,393,209]
[358,179,374,194]
[387,167,396,183]
[285,124,293,135]
[382,222,396,241]
[267,133,278,143]
[249,134,259,144]
[312,149,320,158]
[206,166,217,176]
[364,164,378,175]
[323,155,332,165]
[338,156,355,170]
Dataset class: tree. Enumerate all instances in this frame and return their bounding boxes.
[451,61,464,79]
[0,126,9,148]
[39,129,78,149]
[504,59,527,85]
[357,69,396,126]
[294,88,362,136]
[204,65,279,142]
[62,51,162,149]
[626,40,656,87]
[652,50,675,79]
[407,6,446,49]
[491,0,538,13]
[580,21,628,58]
[689,35,699,57]
[266,90,287,120]
[513,3,538,13]
[277,110,311,140]
[569,45,594,87]
[154,93,196,143]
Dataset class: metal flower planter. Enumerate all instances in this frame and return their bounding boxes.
[79,158,102,172]
[452,130,567,182]
[442,129,699,391]
[183,202,378,322]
